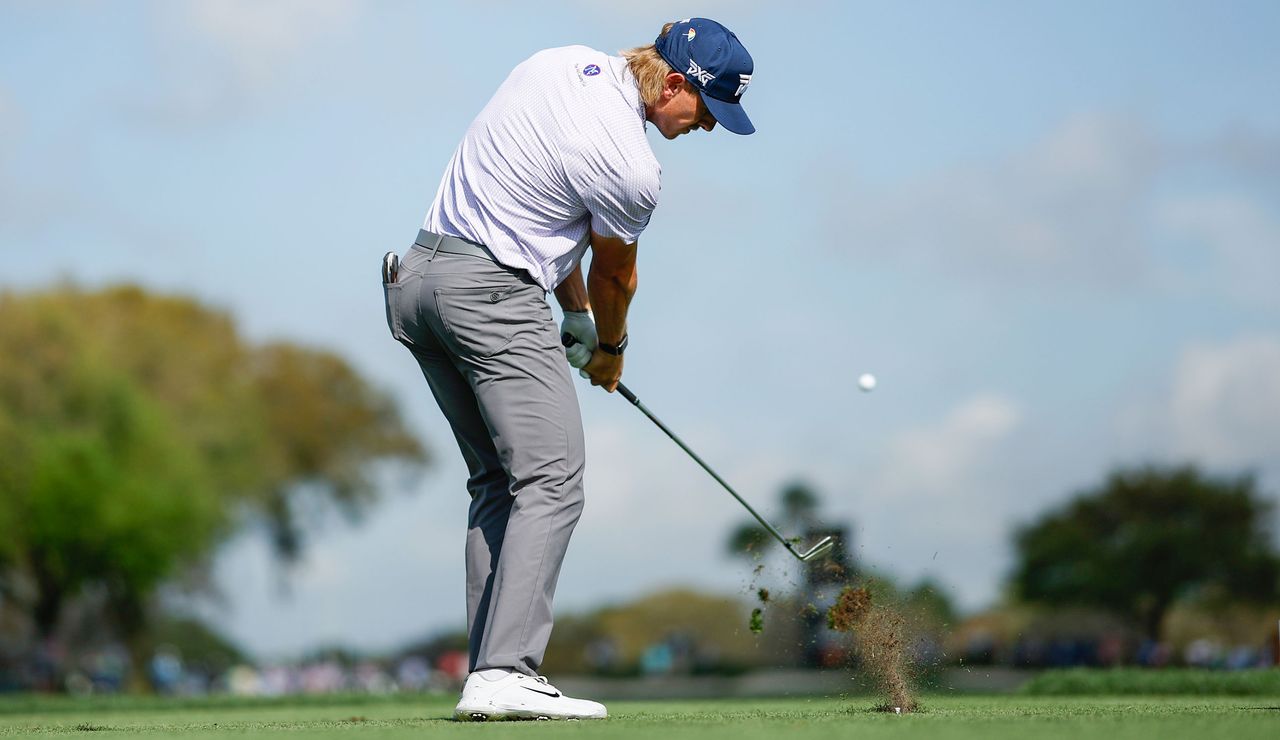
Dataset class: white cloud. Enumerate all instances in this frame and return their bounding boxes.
[1168,336,1280,467]
[823,113,1280,303]
[0,86,14,203]
[1156,195,1280,308]
[1198,126,1280,180]
[881,395,1021,491]
[0,86,16,150]
[0,89,59,239]
[1114,335,1280,491]
[131,0,360,125]
[556,1,768,27]
[178,0,358,87]
[830,114,1159,283]
[831,394,1023,609]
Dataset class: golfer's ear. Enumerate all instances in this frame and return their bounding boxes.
[663,72,686,98]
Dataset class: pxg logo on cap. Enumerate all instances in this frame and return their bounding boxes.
[654,18,755,135]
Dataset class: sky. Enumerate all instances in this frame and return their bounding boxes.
[3,0,1279,659]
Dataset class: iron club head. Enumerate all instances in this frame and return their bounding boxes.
[789,535,836,562]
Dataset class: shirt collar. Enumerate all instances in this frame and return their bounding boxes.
[611,56,647,129]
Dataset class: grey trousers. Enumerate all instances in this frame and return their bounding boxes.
[383,242,585,677]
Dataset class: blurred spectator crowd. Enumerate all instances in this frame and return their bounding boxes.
[1,641,473,697]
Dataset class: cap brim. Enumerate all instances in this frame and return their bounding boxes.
[702,94,755,135]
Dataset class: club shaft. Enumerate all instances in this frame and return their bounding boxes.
[615,382,798,554]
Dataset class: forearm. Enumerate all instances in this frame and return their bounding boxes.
[587,264,636,345]
[553,263,590,313]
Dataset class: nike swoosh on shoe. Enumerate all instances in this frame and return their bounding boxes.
[522,685,561,698]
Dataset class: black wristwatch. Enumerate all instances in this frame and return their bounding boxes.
[598,333,628,356]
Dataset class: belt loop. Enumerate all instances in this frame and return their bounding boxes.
[417,229,445,261]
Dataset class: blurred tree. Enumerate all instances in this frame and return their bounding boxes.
[0,335,225,687]
[780,483,819,525]
[725,480,822,559]
[900,577,958,628]
[0,284,427,685]
[0,415,21,591]
[541,588,763,675]
[246,343,425,558]
[148,616,247,676]
[1011,465,1280,641]
[725,522,769,556]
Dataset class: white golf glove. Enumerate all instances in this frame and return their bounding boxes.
[560,310,597,369]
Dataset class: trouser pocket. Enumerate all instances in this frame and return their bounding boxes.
[433,283,548,358]
[383,281,407,343]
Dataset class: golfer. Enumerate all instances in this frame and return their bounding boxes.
[382,18,755,721]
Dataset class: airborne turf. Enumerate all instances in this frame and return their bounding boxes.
[0,694,1277,739]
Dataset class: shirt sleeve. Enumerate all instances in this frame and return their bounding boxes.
[578,159,661,244]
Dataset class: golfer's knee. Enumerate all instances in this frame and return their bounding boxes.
[467,467,509,500]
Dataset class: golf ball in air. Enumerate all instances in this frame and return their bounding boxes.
[858,373,877,392]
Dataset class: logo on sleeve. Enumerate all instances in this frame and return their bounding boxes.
[583,64,601,76]
[686,60,715,86]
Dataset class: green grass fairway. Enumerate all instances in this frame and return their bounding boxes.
[1,694,1277,739]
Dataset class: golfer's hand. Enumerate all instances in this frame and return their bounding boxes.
[560,311,597,369]
[583,350,623,392]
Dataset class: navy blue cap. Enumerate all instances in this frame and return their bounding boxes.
[654,18,755,135]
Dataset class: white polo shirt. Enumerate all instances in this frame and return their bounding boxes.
[424,46,662,291]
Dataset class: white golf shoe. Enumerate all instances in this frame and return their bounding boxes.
[453,669,607,721]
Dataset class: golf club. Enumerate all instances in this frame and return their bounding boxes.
[564,335,835,562]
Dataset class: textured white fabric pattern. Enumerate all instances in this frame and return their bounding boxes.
[424,46,661,291]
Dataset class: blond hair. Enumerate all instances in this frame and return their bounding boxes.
[620,22,677,107]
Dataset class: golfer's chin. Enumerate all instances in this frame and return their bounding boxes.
[657,125,692,140]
